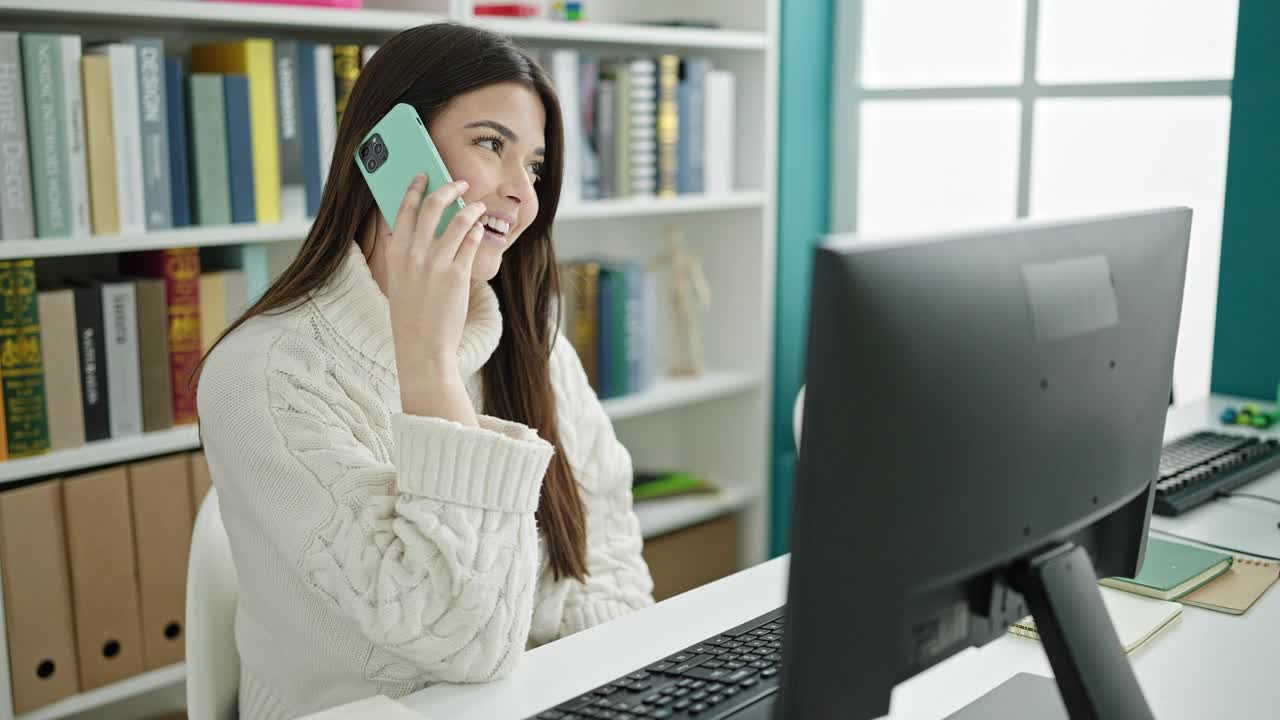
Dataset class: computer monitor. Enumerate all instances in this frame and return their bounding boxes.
[778,208,1191,719]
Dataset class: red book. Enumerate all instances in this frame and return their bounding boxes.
[122,249,203,424]
[474,3,540,16]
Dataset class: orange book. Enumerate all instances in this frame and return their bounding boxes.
[0,361,7,461]
[122,249,202,423]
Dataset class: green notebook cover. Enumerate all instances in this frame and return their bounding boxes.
[1100,537,1232,600]
[0,259,50,457]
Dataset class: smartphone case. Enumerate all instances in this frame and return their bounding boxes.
[355,102,464,236]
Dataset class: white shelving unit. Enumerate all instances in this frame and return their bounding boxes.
[14,664,184,720]
[0,1,778,718]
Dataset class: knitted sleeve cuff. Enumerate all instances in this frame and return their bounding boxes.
[390,411,554,513]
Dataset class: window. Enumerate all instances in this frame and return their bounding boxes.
[833,0,1239,402]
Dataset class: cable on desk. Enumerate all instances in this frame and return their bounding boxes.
[1216,490,1280,508]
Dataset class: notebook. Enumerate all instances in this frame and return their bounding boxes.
[1179,555,1280,615]
[1098,537,1232,600]
[1010,586,1182,654]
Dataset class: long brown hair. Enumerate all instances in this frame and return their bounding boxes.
[196,23,588,580]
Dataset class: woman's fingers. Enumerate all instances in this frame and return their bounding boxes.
[452,216,485,271]
[434,200,487,265]
[413,178,469,246]
[390,173,428,246]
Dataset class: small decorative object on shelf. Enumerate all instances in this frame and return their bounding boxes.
[655,225,710,378]
[474,2,541,17]
[548,1,583,21]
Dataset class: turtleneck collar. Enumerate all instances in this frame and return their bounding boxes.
[309,242,504,380]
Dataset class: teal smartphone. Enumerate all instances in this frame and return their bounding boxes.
[355,102,464,237]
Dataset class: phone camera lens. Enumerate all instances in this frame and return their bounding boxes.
[373,142,385,155]
[360,145,370,158]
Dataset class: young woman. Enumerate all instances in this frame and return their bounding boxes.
[196,23,654,719]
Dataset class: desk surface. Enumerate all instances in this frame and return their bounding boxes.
[402,396,1280,719]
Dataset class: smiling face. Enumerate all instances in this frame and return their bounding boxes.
[428,81,547,281]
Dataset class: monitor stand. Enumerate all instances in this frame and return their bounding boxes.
[997,542,1155,720]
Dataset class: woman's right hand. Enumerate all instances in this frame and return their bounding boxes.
[386,173,488,424]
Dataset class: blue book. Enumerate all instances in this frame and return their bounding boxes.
[296,42,322,218]
[165,57,192,227]
[223,74,256,223]
[676,58,707,195]
[623,261,646,393]
[596,268,618,399]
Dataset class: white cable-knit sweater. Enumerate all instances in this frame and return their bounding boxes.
[196,243,655,719]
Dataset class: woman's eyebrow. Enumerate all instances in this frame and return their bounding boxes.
[465,120,545,156]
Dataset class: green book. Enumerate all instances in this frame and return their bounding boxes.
[632,471,716,501]
[187,74,232,226]
[0,259,50,457]
[1099,537,1232,601]
[21,34,70,238]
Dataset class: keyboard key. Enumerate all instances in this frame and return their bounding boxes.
[628,672,652,681]
[707,695,725,705]
[703,636,728,646]
[684,666,735,681]
[643,694,662,704]
[689,703,709,715]
[669,655,712,675]
[653,696,673,706]
[725,669,755,684]
[673,699,693,711]
[762,668,779,679]
[690,691,709,701]
[689,681,707,689]
[702,660,725,669]
[667,654,691,663]
[537,712,566,719]
[673,688,691,698]
[650,711,672,720]
[647,662,673,673]
[706,683,725,693]
[677,679,697,688]
[627,681,652,692]
[741,678,760,688]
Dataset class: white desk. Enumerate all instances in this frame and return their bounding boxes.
[401,396,1280,719]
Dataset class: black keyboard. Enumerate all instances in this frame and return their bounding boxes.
[527,607,786,720]
[1154,431,1280,515]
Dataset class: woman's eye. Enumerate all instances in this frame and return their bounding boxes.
[477,138,500,152]
[527,162,544,182]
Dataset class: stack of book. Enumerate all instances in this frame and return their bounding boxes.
[0,32,381,241]
[559,259,658,400]
[539,48,737,203]
[0,249,246,461]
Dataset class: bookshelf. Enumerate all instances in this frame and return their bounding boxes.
[0,0,778,718]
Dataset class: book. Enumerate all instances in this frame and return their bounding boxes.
[597,264,626,398]
[579,53,599,200]
[632,470,716,501]
[36,288,85,450]
[223,74,258,223]
[165,57,192,227]
[69,282,111,442]
[561,260,600,390]
[274,41,306,221]
[99,277,144,438]
[0,32,36,240]
[190,39,281,223]
[296,42,323,218]
[1179,554,1279,615]
[187,74,231,226]
[676,58,708,194]
[0,259,50,457]
[1010,586,1181,654]
[611,62,631,197]
[629,58,658,197]
[332,45,360,128]
[551,49,581,204]
[1099,537,1232,601]
[596,77,615,198]
[704,70,735,194]
[132,276,174,432]
[121,249,202,424]
[127,37,172,230]
[21,34,72,238]
[58,36,90,238]
[313,44,337,193]
[623,261,647,393]
[87,43,147,235]
[199,271,228,356]
[656,54,680,197]
[81,55,120,235]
